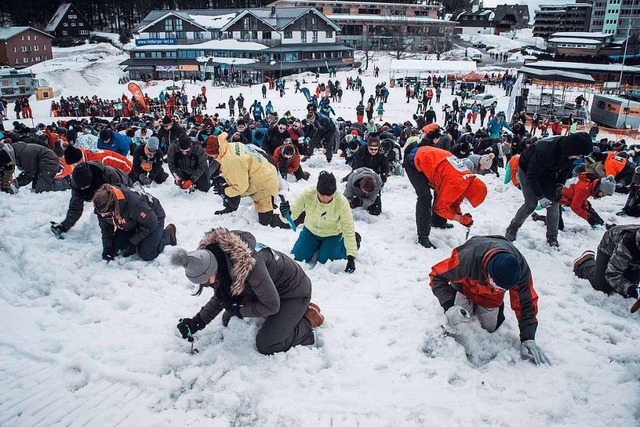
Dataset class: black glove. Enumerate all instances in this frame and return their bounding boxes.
[349,196,363,208]
[215,206,236,215]
[177,314,206,341]
[555,184,564,201]
[280,200,291,217]
[226,304,244,319]
[121,243,137,257]
[16,172,32,187]
[222,310,233,327]
[50,221,67,238]
[102,247,115,261]
[345,255,356,273]
[138,173,151,186]
[212,177,228,195]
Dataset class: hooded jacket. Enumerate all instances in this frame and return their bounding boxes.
[70,147,132,174]
[560,173,599,220]
[411,145,487,220]
[167,141,208,182]
[597,225,640,297]
[344,167,382,209]
[430,235,539,341]
[216,133,279,212]
[196,229,312,324]
[518,133,593,200]
[97,184,165,250]
[62,161,132,230]
[97,131,130,157]
[156,121,186,151]
[352,147,389,180]
[3,141,60,180]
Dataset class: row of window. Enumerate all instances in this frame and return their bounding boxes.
[62,21,85,27]
[12,44,48,52]
[20,34,38,41]
[132,49,348,61]
[14,55,48,64]
[165,18,183,32]
[142,29,334,41]
[60,30,89,36]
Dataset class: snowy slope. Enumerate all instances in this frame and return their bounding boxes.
[1,46,640,426]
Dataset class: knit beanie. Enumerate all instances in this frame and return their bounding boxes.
[171,248,218,284]
[204,135,219,157]
[64,144,84,165]
[162,115,173,125]
[316,171,337,196]
[178,134,193,150]
[487,252,521,290]
[72,162,94,189]
[146,136,160,151]
[277,117,288,126]
[597,175,616,196]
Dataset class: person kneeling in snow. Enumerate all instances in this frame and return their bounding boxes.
[279,171,360,273]
[430,236,550,366]
[344,167,382,216]
[573,225,640,302]
[272,142,310,181]
[172,228,324,355]
[92,184,177,261]
[167,134,210,192]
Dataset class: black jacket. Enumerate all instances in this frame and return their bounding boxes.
[167,142,208,181]
[353,147,389,180]
[265,126,289,156]
[97,184,165,250]
[597,225,640,297]
[130,145,165,180]
[519,133,592,200]
[6,141,59,179]
[62,161,131,230]
[156,121,186,151]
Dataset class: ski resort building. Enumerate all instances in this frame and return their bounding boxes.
[0,26,53,69]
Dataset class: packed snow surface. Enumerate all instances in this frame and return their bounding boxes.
[1,43,639,426]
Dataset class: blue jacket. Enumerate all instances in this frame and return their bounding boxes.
[97,131,130,157]
[487,117,512,138]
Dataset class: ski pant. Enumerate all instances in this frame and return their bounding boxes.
[112,218,172,261]
[623,186,640,217]
[507,173,559,240]
[34,168,72,193]
[292,227,356,263]
[255,276,314,355]
[405,161,446,239]
[454,292,505,333]
[574,249,616,294]
[367,195,382,216]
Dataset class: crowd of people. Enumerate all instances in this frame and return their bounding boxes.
[0,72,639,362]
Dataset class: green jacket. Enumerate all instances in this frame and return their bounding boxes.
[285,187,358,257]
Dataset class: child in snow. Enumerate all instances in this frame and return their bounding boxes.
[430,236,550,366]
[376,101,385,121]
[172,228,323,355]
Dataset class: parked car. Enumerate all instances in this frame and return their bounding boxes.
[464,94,498,109]
[473,42,487,49]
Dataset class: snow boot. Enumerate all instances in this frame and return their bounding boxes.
[304,302,324,328]
[164,224,177,246]
[431,222,454,230]
[418,235,436,249]
[505,227,517,242]
[547,236,559,248]
[573,250,595,272]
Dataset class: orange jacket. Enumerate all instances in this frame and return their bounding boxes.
[508,154,520,187]
[604,151,626,177]
[413,146,487,220]
[560,173,598,220]
[81,148,132,174]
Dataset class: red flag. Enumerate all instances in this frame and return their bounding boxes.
[127,82,147,112]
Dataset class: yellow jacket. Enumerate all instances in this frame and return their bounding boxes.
[217,133,279,213]
[286,187,358,257]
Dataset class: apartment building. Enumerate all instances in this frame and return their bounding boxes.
[0,26,54,69]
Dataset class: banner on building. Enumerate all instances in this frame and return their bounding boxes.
[127,82,147,112]
[178,65,199,71]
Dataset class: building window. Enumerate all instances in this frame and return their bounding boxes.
[326,30,332,38]
[34,35,37,40]
[312,30,318,43]
[301,31,307,42]
[79,22,83,27]
[301,17,307,30]
[43,45,47,50]
[44,55,47,60]
[13,47,16,52]
[244,17,250,30]
[176,20,183,31]
[68,14,77,19]
[34,45,39,51]
[71,22,76,27]
[63,22,68,27]
[24,58,28,63]
[21,46,28,52]
[284,30,292,38]
[263,31,272,39]
[165,19,174,31]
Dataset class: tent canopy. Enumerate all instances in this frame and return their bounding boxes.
[518,66,595,83]
[462,71,485,82]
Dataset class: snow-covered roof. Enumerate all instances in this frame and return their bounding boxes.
[389,59,477,73]
[196,56,258,65]
[272,0,439,8]
[129,39,268,52]
[329,14,453,24]
[551,32,611,39]
[0,26,53,40]
[528,61,640,73]
[189,13,236,30]
[548,38,601,45]
[44,3,71,32]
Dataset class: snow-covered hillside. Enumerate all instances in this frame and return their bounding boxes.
[0,44,639,426]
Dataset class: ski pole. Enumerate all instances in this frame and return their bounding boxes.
[278,195,296,231]
[186,327,199,355]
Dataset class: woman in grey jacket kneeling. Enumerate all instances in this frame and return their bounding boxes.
[172,228,324,355]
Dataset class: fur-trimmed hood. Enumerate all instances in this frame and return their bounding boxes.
[198,228,256,296]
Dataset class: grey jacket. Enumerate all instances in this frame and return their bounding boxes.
[344,167,382,209]
[598,225,640,296]
[166,143,208,182]
[196,228,312,324]
[4,141,59,179]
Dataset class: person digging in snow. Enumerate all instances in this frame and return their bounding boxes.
[172,228,324,355]
[430,235,550,366]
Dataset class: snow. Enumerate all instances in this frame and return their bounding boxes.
[329,14,445,23]
[196,56,258,65]
[1,44,640,426]
[389,59,477,73]
[189,13,237,30]
[129,39,268,52]
[548,38,602,45]
[530,61,640,73]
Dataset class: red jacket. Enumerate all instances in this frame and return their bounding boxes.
[272,145,301,173]
[413,146,487,220]
[508,154,520,187]
[560,173,598,220]
[429,236,539,341]
[81,148,132,174]
[604,151,626,177]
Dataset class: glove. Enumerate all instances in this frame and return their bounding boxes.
[121,243,137,257]
[458,213,473,227]
[538,197,553,209]
[279,200,291,217]
[138,173,151,186]
[16,173,32,187]
[180,180,193,190]
[174,178,183,188]
[215,206,235,215]
[225,304,244,320]
[177,314,206,341]
[627,285,639,300]
[222,310,233,327]
[520,340,551,366]
[102,247,115,261]
[50,221,67,238]
[213,179,228,195]
[141,162,153,172]
[345,255,356,273]
[445,305,471,326]
[349,196,363,208]
[555,184,564,201]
